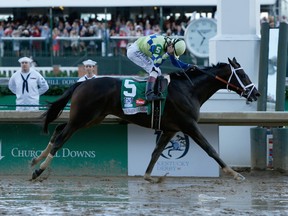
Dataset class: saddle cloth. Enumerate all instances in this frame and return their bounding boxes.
[121,75,169,116]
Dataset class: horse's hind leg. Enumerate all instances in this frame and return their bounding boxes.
[32,123,75,180]
[31,123,67,167]
[144,131,175,183]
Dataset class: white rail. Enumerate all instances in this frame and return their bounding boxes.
[0,111,287,126]
[0,67,78,77]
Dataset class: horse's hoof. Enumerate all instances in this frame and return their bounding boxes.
[144,174,156,183]
[146,178,156,183]
[32,169,44,180]
[234,173,245,181]
[144,173,169,184]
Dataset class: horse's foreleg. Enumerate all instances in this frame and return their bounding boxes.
[184,124,245,181]
[144,131,175,183]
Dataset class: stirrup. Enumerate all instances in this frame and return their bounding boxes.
[146,93,164,102]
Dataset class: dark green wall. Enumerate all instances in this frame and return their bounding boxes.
[0,123,128,176]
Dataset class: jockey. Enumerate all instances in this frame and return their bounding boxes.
[127,34,191,101]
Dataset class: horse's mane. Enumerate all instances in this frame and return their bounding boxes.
[169,62,227,80]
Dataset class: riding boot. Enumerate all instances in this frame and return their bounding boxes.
[145,76,164,101]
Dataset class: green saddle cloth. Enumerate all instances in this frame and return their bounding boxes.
[121,78,168,115]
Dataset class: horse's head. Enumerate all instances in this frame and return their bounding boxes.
[227,57,260,103]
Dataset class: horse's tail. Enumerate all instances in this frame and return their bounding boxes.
[41,82,83,134]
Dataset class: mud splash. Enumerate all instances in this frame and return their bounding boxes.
[0,171,287,215]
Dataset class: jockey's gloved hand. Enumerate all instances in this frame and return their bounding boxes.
[185,64,195,71]
[183,64,193,71]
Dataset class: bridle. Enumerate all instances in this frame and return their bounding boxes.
[186,63,256,100]
[220,64,256,99]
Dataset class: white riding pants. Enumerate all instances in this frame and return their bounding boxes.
[127,42,161,78]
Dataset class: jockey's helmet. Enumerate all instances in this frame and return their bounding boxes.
[172,38,186,58]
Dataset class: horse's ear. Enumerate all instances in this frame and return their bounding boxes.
[228,57,238,68]
[228,58,232,64]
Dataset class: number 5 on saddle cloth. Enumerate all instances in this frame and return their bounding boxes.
[121,75,169,130]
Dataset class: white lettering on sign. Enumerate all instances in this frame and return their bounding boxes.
[10,148,96,159]
[62,80,76,85]
[11,148,43,158]
[123,79,136,97]
[46,79,60,85]
[62,148,96,158]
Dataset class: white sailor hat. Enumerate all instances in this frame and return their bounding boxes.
[18,57,33,64]
[83,59,97,66]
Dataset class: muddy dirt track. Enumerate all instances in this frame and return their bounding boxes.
[0,170,287,216]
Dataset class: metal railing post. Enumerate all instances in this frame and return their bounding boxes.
[257,22,270,111]
[276,22,288,111]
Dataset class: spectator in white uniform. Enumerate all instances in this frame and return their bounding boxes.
[77,59,97,82]
[8,56,49,111]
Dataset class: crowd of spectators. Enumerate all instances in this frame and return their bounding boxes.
[0,14,189,58]
[261,15,287,28]
[1,13,283,59]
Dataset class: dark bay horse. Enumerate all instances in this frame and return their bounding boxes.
[31,57,260,182]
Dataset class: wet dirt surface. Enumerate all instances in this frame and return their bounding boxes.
[0,171,287,216]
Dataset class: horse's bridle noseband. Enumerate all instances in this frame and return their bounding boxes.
[225,64,256,99]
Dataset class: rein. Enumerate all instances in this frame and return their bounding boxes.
[193,64,256,98]
[215,69,244,93]
[174,60,195,87]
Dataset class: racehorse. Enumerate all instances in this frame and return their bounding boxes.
[31,57,260,183]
